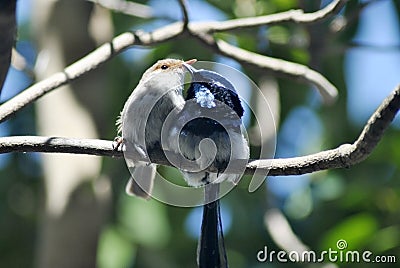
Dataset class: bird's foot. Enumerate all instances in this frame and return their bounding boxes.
[112,136,125,151]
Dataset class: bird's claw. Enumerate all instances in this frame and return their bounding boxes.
[112,136,125,151]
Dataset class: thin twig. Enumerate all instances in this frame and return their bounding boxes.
[177,0,189,29]
[1,85,398,176]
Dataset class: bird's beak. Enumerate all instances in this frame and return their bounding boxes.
[183,59,197,76]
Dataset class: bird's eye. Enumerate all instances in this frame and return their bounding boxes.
[161,65,169,70]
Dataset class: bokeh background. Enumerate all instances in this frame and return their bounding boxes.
[1,0,399,267]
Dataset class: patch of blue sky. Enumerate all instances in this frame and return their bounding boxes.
[16,0,31,24]
[345,0,400,128]
[120,46,155,65]
[16,41,37,66]
[149,0,227,22]
[184,202,232,239]
[268,174,310,200]
[1,45,34,100]
[268,106,323,198]
[277,106,323,157]
[1,67,31,102]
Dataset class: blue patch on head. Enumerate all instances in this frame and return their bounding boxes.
[195,86,216,108]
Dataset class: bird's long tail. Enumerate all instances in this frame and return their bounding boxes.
[198,183,228,268]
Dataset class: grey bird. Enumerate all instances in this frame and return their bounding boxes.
[117,58,196,198]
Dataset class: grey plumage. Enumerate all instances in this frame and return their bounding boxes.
[117,59,190,198]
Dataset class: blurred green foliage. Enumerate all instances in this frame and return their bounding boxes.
[1,0,399,267]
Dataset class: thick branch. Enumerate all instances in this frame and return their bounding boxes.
[248,85,400,175]
[1,85,398,176]
[0,136,119,157]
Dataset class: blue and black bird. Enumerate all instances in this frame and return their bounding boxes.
[173,64,249,268]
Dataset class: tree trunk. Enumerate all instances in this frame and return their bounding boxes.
[32,1,112,267]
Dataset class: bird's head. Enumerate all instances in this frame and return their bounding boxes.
[141,58,196,93]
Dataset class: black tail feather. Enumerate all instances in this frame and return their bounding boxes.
[198,183,228,268]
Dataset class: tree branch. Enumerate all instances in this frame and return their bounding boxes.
[87,0,154,19]
[0,0,346,122]
[0,136,119,157]
[177,0,189,29]
[0,0,347,123]
[0,24,184,123]
[248,84,400,175]
[1,85,398,176]
[191,0,348,33]
[193,36,338,103]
